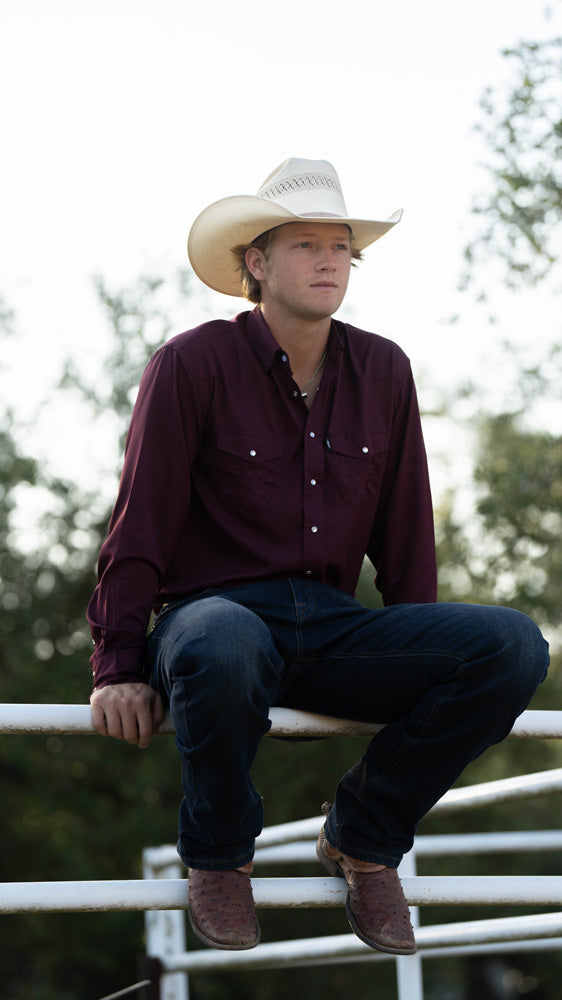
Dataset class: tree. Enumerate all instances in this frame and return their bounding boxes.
[463,34,562,292]
[437,349,562,630]
[0,288,183,1000]
[440,22,562,662]
[426,24,562,1000]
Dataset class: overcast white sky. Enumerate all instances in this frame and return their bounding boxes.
[1,0,560,495]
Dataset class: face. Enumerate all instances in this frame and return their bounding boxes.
[246,222,352,324]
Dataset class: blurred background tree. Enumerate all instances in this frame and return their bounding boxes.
[462,35,562,292]
[419,22,562,1000]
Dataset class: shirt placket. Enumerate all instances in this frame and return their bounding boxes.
[275,340,334,579]
[302,417,326,577]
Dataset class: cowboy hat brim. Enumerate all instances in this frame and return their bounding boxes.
[187,194,403,297]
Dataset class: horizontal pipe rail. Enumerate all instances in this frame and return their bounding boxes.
[144,829,562,872]
[160,913,562,973]
[2,876,562,914]
[162,938,562,972]
[431,767,562,812]
[243,770,562,854]
[285,772,562,840]
[0,705,561,739]
[162,914,562,973]
[253,830,562,865]
[412,829,562,856]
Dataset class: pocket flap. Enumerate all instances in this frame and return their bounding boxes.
[327,430,388,459]
[217,431,284,463]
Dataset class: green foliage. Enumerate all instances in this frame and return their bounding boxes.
[436,345,562,646]
[0,286,181,999]
[60,270,196,462]
[474,413,562,621]
[463,35,562,290]
[433,353,562,806]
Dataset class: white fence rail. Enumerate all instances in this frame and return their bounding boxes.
[2,874,562,915]
[144,830,562,870]
[160,912,562,973]
[1,704,562,739]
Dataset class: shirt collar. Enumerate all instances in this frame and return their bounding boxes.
[242,307,281,372]
[243,305,344,373]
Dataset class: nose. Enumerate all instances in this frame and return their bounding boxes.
[317,246,337,271]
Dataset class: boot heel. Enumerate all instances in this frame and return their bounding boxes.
[316,829,343,877]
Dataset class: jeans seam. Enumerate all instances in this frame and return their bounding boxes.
[324,651,469,663]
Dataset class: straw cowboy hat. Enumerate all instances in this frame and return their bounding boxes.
[187,157,402,297]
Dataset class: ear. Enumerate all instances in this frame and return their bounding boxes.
[245,246,267,280]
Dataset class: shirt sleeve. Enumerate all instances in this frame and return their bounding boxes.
[367,362,437,605]
[87,344,203,689]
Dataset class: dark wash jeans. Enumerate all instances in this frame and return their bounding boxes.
[146,578,549,871]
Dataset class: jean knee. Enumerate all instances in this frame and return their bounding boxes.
[484,606,549,702]
[161,596,282,700]
[513,610,549,693]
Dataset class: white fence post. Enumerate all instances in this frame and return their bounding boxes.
[396,847,423,1000]
[142,852,188,1000]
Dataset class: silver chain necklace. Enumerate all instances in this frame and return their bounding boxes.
[300,348,328,398]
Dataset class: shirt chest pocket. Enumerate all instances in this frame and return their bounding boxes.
[327,431,389,508]
[215,431,284,512]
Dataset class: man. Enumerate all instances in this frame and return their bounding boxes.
[88,158,549,955]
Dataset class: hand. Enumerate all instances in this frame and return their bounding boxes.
[90,682,165,749]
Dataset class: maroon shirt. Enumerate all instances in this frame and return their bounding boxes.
[88,307,436,689]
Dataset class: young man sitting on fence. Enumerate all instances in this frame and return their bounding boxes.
[87,158,549,955]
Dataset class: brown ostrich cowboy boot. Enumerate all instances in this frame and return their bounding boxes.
[187,862,260,950]
[316,810,416,955]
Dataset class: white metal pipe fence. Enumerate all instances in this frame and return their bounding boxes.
[2,702,562,1000]
[137,711,562,999]
[250,830,562,866]
[159,912,562,973]
[144,826,562,873]
[137,766,562,887]
[2,874,562,914]
[1,704,562,739]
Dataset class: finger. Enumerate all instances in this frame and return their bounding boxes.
[103,707,125,741]
[119,709,142,746]
[151,692,166,729]
[131,703,154,749]
[90,700,109,737]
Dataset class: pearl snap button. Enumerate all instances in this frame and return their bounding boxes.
[311,525,318,533]
[362,446,369,454]
[250,449,256,457]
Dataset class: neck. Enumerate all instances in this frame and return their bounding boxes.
[259,304,331,369]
